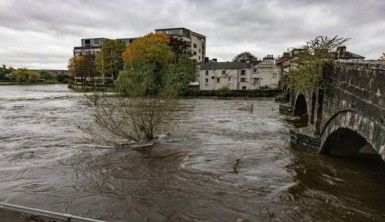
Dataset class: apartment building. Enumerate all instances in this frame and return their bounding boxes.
[155,28,206,62]
[199,55,280,90]
[73,27,206,62]
[73,37,136,56]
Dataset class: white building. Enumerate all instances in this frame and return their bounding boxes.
[199,55,280,90]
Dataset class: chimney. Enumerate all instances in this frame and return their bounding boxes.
[2,64,5,69]
[204,57,209,62]
[212,58,217,62]
[263,55,274,60]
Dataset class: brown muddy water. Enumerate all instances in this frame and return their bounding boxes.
[0,84,384,222]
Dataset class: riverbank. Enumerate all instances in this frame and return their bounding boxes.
[0,81,61,86]
[69,84,282,97]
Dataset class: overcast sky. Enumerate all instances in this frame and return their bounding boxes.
[0,0,384,69]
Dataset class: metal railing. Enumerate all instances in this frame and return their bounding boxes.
[0,202,106,222]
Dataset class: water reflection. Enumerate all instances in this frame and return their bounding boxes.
[0,84,384,221]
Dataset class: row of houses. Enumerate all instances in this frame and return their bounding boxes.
[275,46,365,76]
[74,27,282,90]
[198,55,280,90]
[73,27,366,91]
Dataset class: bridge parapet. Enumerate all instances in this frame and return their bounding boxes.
[322,60,385,131]
[319,60,385,159]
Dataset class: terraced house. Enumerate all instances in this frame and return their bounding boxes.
[199,55,280,90]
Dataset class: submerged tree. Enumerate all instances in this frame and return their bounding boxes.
[284,36,349,92]
[83,33,195,151]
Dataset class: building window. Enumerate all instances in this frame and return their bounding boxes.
[240,78,246,82]
[253,78,261,85]
[228,77,231,82]
[272,72,277,78]
[199,49,201,53]
[253,68,257,73]
[94,39,99,45]
[199,56,201,60]
[205,70,209,75]
[205,78,208,83]
[193,43,197,48]
[217,78,220,83]
[241,70,246,75]
[242,86,247,90]
[222,70,226,74]
[193,51,197,55]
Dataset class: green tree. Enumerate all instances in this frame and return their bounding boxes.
[119,33,176,96]
[39,71,57,82]
[82,33,196,148]
[233,52,258,63]
[163,55,197,96]
[0,66,14,81]
[284,36,349,92]
[68,54,97,85]
[168,36,192,56]
[8,68,40,83]
[95,39,126,80]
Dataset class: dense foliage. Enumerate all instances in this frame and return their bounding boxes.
[95,39,126,79]
[284,36,349,92]
[0,66,14,81]
[6,68,40,83]
[85,33,197,147]
[68,54,97,85]
[233,52,258,63]
[38,71,57,82]
[118,33,196,97]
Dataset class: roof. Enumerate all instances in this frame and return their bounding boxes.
[74,46,101,50]
[200,62,252,70]
[331,51,365,60]
[341,51,365,59]
[155,27,205,38]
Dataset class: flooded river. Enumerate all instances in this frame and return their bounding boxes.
[0,84,384,222]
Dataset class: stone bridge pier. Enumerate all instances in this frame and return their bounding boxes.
[282,61,385,161]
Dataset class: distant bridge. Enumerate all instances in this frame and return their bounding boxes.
[286,60,385,160]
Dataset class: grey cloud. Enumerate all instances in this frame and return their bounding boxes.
[0,0,384,69]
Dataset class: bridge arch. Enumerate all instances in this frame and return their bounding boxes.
[293,94,308,117]
[320,109,385,160]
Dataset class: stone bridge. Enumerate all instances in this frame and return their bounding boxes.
[284,60,385,161]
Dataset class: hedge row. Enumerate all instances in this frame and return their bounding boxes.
[183,89,281,97]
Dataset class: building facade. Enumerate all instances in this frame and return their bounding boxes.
[73,37,137,57]
[276,46,365,77]
[155,27,206,62]
[73,27,206,62]
[199,55,280,90]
